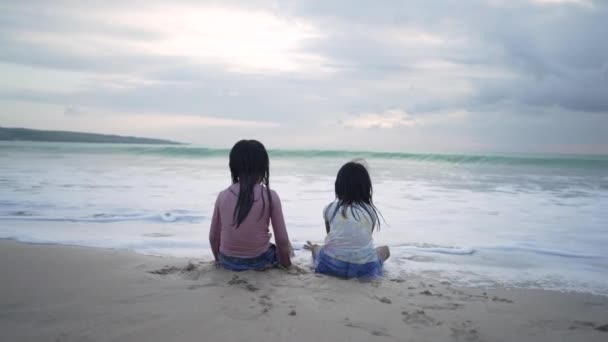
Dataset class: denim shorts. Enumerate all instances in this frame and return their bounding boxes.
[315,248,383,279]
[219,244,279,271]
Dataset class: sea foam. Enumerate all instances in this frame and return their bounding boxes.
[1,141,607,295]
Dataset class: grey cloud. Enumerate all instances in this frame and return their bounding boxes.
[288,0,608,113]
[474,71,608,113]
[0,33,184,73]
[1,0,607,152]
[0,62,341,123]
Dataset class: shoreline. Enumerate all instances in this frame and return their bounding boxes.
[2,233,606,297]
[1,240,607,341]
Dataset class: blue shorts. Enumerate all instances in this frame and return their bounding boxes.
[219,244,279,271]
[315,248,383,279]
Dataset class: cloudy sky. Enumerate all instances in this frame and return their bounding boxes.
[1,0,607,153]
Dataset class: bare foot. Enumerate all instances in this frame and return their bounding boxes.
[304,241,322,261]
[376,246,390,262]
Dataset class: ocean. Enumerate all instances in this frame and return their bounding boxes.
[1,141,607,295]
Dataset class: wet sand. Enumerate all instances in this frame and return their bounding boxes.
[1,240,607,342]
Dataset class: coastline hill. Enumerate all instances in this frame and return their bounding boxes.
[0,127,182,145]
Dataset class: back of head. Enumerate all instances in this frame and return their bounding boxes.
[333,160,382,230]
[229,140,269,184]
[229,140,272,227]
[335,161,373,205]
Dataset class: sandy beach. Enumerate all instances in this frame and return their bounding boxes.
[2,0,607,340]
[1,240,607,342]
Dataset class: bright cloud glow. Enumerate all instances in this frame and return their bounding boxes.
[10,5,328,74]
[343,109,470,129]
[111,6,328,73]
[343,110,416,129]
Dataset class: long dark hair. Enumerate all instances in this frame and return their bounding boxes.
[229,139,272,228]
[328,160,383,231]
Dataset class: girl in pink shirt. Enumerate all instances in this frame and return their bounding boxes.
[209,140,292,270]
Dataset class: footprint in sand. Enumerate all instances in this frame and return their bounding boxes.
[227,275,259,292]
[597,324,608,332]
[343,319,391,337]
[450,321,481,341]
[258,294,272,313]
[401,309,439,327]
[148,261,210,280]
[319,296,337,303]
[419,290,444,298]
[491,296,514,303]
[181,261,210,280]
[148,265,181,275]
[378,297,392,304]
[418,302,464,311]
[569,321,608,332]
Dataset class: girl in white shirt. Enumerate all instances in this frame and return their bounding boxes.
[305,161,390,278]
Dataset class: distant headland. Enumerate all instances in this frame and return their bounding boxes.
[0,127,183,145]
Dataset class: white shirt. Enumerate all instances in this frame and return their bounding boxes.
[322,201,379,264]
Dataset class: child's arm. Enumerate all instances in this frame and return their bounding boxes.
[209,195,221,262]
[270,191,292,267]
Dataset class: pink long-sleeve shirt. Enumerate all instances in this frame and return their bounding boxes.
[209,183,291,267]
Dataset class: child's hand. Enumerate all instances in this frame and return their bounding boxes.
[303,240,318,250]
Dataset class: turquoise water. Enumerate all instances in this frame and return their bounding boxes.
[3,142,608,168]
[1,141,607,295]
